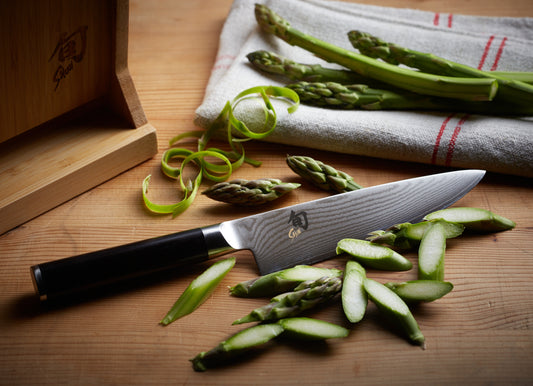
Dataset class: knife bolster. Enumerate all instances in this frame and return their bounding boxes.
[201,224,234,258]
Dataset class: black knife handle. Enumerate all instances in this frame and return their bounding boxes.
[30,225,232,300]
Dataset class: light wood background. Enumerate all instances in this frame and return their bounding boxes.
[1,0,532,384]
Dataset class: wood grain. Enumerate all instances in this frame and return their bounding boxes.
[0,0,157,235]
[0,0,532,384]
[0,0,113,142]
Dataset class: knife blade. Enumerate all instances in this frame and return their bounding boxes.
[30,169,485,300]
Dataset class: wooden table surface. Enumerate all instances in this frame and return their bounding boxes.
[1,0,532,384]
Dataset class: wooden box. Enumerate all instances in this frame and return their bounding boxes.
[0,0,158,235]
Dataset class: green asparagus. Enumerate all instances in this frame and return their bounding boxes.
[248,49,533,86]
[160,257,235,326]
[202,178,300,205]
[278,317,349,340]
[286,155,363,193]
[348,30,533,106]
[385,280,454,303]
[424,207,516,232]
[364,278,426,348]
[255,4,498,101]
[190,323,284,371]
[417,221,448,281]
[232,276,342,325]
[247,50,374,84]
[367,220,465,249]
[336,238,412,271]
[341,260,367,323]
[491,71,533,85]
[230,265,343,298]
[287,81,533,114]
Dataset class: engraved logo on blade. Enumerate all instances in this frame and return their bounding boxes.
[288,210,308,239]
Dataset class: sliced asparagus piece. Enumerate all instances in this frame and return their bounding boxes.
[342,260,368,323]
[424,207,516,232]
[385,280,454,303]
[336,239,412,271]
[255,4,498,101]
[278,317,349,340]
[287,81,533,115]
[233,276,342,325]
[190,323,284,371]
[202,178,300,206]
[364,278,426,348]
[286,155,363,193]
[367,220,464,249]
[418,221,447,281]
[348,30,533,107]
[229,265,343,298]
[160,257,235,325]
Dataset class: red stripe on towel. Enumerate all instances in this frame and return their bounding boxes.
[433,13,453,27]
[478,36,495,69]
[490,37,507,71]
[447,13,453,28]
[445,115,470,167]
[433,13,440,26]
[431,113,456,164]
[211,54,236,72]
[442,36,505,166]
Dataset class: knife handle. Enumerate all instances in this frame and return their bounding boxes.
[30,225,232,300]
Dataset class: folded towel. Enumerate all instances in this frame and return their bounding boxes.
[195,0,533,177]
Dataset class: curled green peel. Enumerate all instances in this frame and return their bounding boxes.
[142,86,299,215]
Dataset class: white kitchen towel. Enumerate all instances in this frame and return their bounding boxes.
[194,0,533,177]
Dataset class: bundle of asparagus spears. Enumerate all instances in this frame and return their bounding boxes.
[249,4,533,115]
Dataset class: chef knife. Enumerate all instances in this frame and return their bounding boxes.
[31,169,485,300]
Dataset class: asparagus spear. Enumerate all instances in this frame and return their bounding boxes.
[286,155,363,193]
[247,50,533,86]
[247,50,375,84]
[232,276,342,324]
[229,265,343,298]
[190,318,349,371]
[202,178,300,206]
[190,323,284,371]
[287,81,533,115]
[348,30,533,107]
[255,4,498,101]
